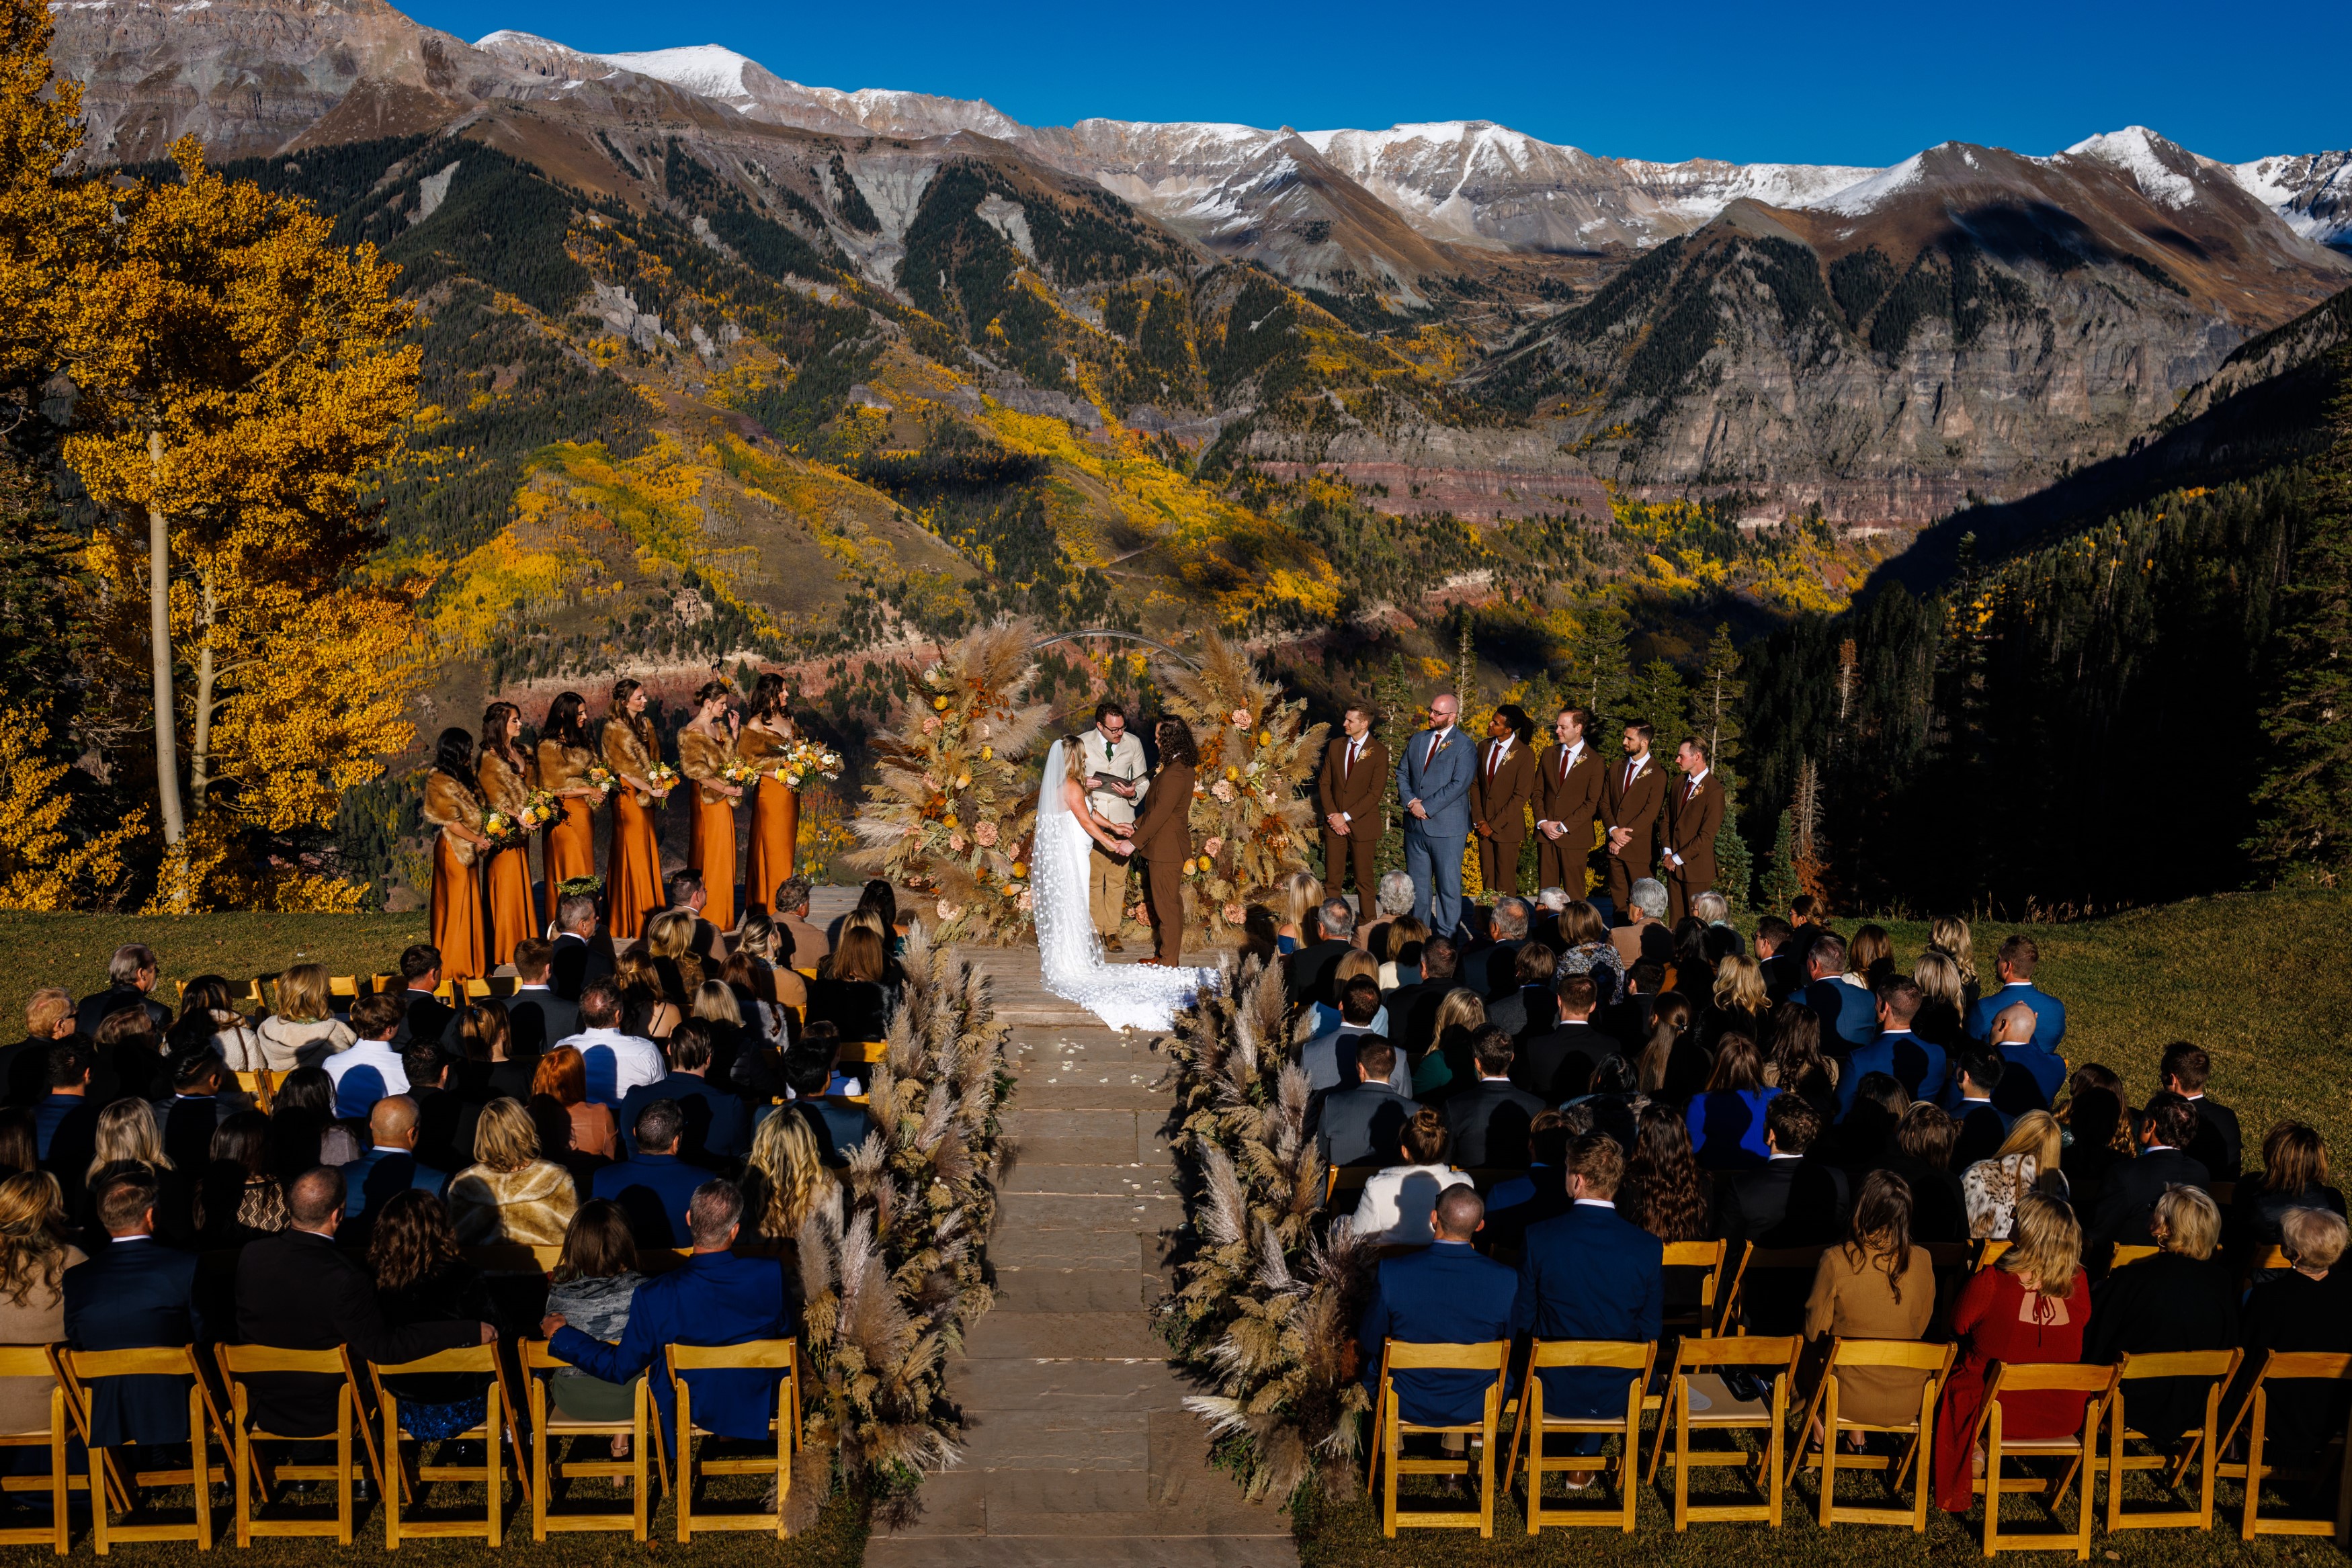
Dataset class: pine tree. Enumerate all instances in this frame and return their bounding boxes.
[1626,658,1689,745]
[1695,624,1751,907]
[1561,592,1634,754]
[1372,652,1416,876]
[1453,612,1476,713]
[1759,807,1803,914]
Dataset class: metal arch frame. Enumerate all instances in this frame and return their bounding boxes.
[1025,628,1200,671]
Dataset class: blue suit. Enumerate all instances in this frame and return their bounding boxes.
[1967,982,2066,1051]
[1395,726,1475,937]
[62,1239,204,1448]
[550,1251,793,1441]
[1358,1242,1517,1426]
[1512,1203,1662,1421]
[1803,977,1880,1051]
[344,1147,448,1221]
[1835,1030,1947,1116]
[591,1153,708,1248]
[1995,1043,2066,1110]
[615,1074,751,1163]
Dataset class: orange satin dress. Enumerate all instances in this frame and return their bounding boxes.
[477,747,536,967]
[424,772,489,979]
[536,738,599,921]
[678,726,739,932]
[603,715,665,942]
[738,722,797,914]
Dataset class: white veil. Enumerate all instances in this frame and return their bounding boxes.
[1038,738,1072,827]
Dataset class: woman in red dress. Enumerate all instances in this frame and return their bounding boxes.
[1933,1191,2094,1513]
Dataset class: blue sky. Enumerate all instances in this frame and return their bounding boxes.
[409,0,2350,167]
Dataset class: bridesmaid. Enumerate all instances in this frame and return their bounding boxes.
[536,691,603,922]
[421,727,493,980]
[476,701,537,969]
[601,678,667,942]
[736,672,798,916]
[677,680,745,934]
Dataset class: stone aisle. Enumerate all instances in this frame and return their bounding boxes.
[862,941,1297,1568]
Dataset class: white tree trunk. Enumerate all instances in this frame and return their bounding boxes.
[190,568,215,814]
[147,429,184,845]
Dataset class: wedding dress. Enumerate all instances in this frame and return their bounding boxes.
[1032,739,1218,1031]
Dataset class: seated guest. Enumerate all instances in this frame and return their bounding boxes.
[1375,916,1428,992]
[1801,934,1878,1052]
[544,1180,794,1443]
[446,1098,579,1247]
[533,1046,618,1162]
[0,1172,83,1436]
[1482,1111,1573,1250]
[1910,950,1971,1054]
[342,1096,449,1233]
[1610,879,1673,969]
[263,1067,361,1182]
[685,983,755,1092]
[2091,1092,2211,1258]
[1835,978,1945,1114]
[2057,1079,2132,1220]
[3,989,76,1108]
[542,1201,647,1429]
[0,1108,32,1176]
[235,1168,489,1440]
[1945,1047,2014,1169]
[806,930,892,1043]
[370,1190,505,1438]
[2232,1122,2346,1278]
[1309,952,1388,1039]
[1551,900,1624,1008]
[62,1167,202,1454]
[1685,1033,1779,1170]
[614,1022,749,1164]
[1962,1110,2065,1241]
[1463,898,1531,1001]
[1360,871,1415,964]
[2226,1207,2352,1462]
[1630,992,1707,1102]
[1698,955,1768,1054]
[153,1049,238,1179]
[1481,943,1557,1041]
[192,1112,287,1249]
[1616,1103,1710,1245]
[780,1041,876,1168]
[1350,1108,1472,1246]
[325,993,410,1121]
[1384,937,1460,1061]
[166,976,260,1073]
[1765,1005,1837,1121]
[1754,916,1804,1002]
[402,1040,478,1178]
[550,893,614,1002]
[91,1009,163,1112]
[82,1099,193,1250]
[1300,980,1405,1096]
[592,1101,708,1248]
[1879,1101,1969,1244]
[769,877,832,972]
[1441,1028,1546,1168]
[1933,1192,2092,1513]
[742,1112,839,1247]
[1804,1170,1936,1426]
[1287,898,1360,1014]
[1511,1133,1662,1458]
[1986,1002,2063,1115]
[506,940,579,1059]
[1410,990,1487,1104]
[253,964,355,1072]
[2158,1042,2241,1186]
[1356,1188,1517,1433]
[1964,933,2066,1050]
[1514,973,1615,1102]
[1826,1070,1906,1176]
[2087,1186,2238,1446]
[1603,959,1667,1057]
[643,909,708,1003]
[455,1000,534,1109]
[1315,1041,1419,1170]
[552,982,665,1106]
[1710,1094,1841,1256]
[389,943,456,1049]
[73,944,169,1041]
[1274,871,1320,955]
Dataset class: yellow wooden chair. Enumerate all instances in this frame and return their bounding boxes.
[1370,1340,1509,1538]
[1976,1239,2014,1270]
[62,1345,233,1553]
[2089,1348,2240,1532]
[2214,1348,2352,1540]
[521,1340,663,1541]
[1503,1340,1651,1533]
[1650,1333,1800,1530]
[329,975,361,1001]
[2108,1245,2160,1270]
[668,1339,800,1540]
[368,1345,515,1548]
[0,1346,87,1554]
[1787,1337,1954,1531]
[1716,1242,1824,1336]
[1660,1239,1729,1338]
[1324,1165,1378,1213]
[1967,1360,2116,1558]
[214,1345,383,1547]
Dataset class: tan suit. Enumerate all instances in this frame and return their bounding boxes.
[1601,752,1666,913]
[1470,736,1537,896]
[1316,734,1390,900]
[1081,728,1150,937]
[1534,740,1605,896]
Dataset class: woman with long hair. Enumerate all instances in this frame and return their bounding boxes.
[1275,871,1322,954]
[446,1099,578,1246]
[677,680,745,933]
[601,679,667,942]
[1553,900,1626,1006]
[1848,924,1896,989]
[265,1067,362,1176]
[532,1047,617,1160]
[2232,1121,2347,1277]
[1412,990,1488,1101]
[1701,953,1769,1052]
[1686,1032,1779,1169]
[1617,1103,1710,1242]
[0,1171,82,1435]
[1634,992,1707,1101]
[167,975,260,1070]
[737,672,798,916]
[192,1111,286,1246]
[1961,1110,2068,1240]
[255,964,355,1071]
[745,1111,835,1244]
[1929,915,1980,1008]
[1804,1170,1935,1431]
[536,691,603,920]
[84,1098,190,1246]
[1911,949,1969,1050]
[543,1201,645,1435]
[1934,1192,2092,1512]
[478,701,538,967]
[371,1190,503,1437]
[1764,1002,1837,1119]
[423,726,493,978]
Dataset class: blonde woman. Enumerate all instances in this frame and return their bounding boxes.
[255,965,355,1071]
[2085,1186,2237,1443]
[83,1098,187,1243]
[446,1098,579,1246]
[1929,915,1979,1006]
[645,908,706,998]
[1912,949,1970,1049]
[1277,871,1322,954]
[1934,1192,2090,1511]
[1376,914,1429,991]
[730,913,808,1020]
[1961,1110,2067,1239]
[0,1172,81,1433]
[1312,949,1387,1037]
[745,1113,837,1244]
[1702,953,1767,1051]
[1413,989,1486,1098]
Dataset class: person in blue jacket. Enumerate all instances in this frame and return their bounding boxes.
[1358,1187,1517,1428]
[1836,979,1947,1116]
[1511,1133,1662,1455]
[1800,934,1879,1051]
[1964,934,2066,1051]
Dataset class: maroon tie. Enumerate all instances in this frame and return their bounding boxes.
[1560,748,1570,781]
[1345,742,1357,778]
[1426,732,1441,769]
[1488,744,1501,781]
[1624,760,1636,789]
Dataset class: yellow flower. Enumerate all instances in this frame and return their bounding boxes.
[1224,765,1241,781]
[933,695,949,710]
[980,745,993,760]
[943,813,959,829]
[1197,855,1214,873]
[1257,731,1271,747]
[1012,861,1029,879]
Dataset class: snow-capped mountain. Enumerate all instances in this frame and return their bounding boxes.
[2229,150,2352,249]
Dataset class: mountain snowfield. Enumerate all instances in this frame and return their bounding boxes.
[470,32,2352,250]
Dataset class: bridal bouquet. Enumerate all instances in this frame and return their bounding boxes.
[776,739,845,792]
[644,762,679,799]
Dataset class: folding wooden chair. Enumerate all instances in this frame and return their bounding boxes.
[1661,1239,1728,1338]
[1968,1360,2116,1557]
[2213,1349,2352,1540]
[329,975,360,1002]
[62,1346,233,1553]
[1650,1333,1800,1529]
[230,1072,278,1111]
[214,1345,384,1547]
[1787,1337,1954,1531]
[1370,1340,1508,1538]
[1502,1340,1651,1533]
[669,1340,800,1540]
[521,1340,664,1541]
[1976,1239,2013,1270]
[2108,1245,2159,1271]
[0,1346,88,1554]
[1717,1243,1824,1336]
[368,1345,514,1548]
[2095,1348,2240,1532]
[1324,1166,1376,1213]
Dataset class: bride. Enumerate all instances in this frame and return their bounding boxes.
[1033,736,1218,1031]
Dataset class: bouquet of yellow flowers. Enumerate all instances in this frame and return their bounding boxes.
[481,810,532,854]
[778,739,845,792]
[517,787,561,831]
[644,762,680,799]
[585,765,618,798]
[720,756,761,787]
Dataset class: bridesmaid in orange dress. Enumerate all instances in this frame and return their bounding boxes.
[421,728,493,980]
[737,672,798,916]
[677,680,746,934]
[475,701,538,969]
[601,678,668,942]
[535,691,603,924]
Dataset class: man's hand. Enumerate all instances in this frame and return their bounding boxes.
[539,1315,566,1339]
[1408,799,1428,820]
[480,1321,501,1344]
[1326,812,1349,836]
[1540,821,1562,840]
[1474,820,1492,838]
[1110,840,1134,858]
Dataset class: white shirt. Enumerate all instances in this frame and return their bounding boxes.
[553,1027,666,1100]
[1486,735,1515,771]
[1351,1162,1474,1244]
[1422,726,1455,768]
[323,1039,409,1102]
[1339,734,1368,820]
[1572,1198,1616,1211]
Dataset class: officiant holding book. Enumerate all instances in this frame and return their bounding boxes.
[1079,701,1150,951]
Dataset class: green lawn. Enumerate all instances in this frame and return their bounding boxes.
[0,912,427,1027]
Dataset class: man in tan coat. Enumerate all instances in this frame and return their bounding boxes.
[1533,707,1603,897]
[1317,703,1389,908]
[1470,704,1537,897]
[1079,702,1149,951]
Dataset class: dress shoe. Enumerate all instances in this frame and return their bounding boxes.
[1101,934,1124,952]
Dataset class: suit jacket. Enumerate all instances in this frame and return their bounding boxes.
[591,1152,710,1248]
[1513,1203,1663,1415]
[391,989,454,1050]
[616,1074,751,1165]
[1512,1021,1617,1102]
[1663,771,1726,883]
[1470,737,1538,844]
[1805,977,1882,1051]
[1316,1083,1419,1168]
[1710,1157,1849,1332]
[2184,1096,2243,1185]
[1534,741,1605,848]
[548,935,614,1003]
[1994,1044,2065,1113]
[1286,938,1357,1014]
[1300,1031,1407,1097]
[235,1229,478,1436]
[1394,727,1475,840]
[778,914,831,970]
[1966,982,2067,1051]
[1600,753,1667,863]
[507,988,579,1058]
[1316,736,1390,834]
[74,988,168,1044]
[1358,1242,1518,1426]
[1483,986,1553,1043]
[1130,761,1195,862]
[2091,1147,2212,1254]
[1835,1031,1948,1114]
[551,1250,793,1441]
[62,1238,203,1447]
[1443,1078,1546,1168]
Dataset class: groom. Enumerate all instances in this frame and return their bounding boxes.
[1130,716,1198,967]
[1395,691,1474,939]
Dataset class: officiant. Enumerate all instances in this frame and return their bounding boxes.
[1079,701,1150,951]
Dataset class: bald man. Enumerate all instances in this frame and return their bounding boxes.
[343,1096,449,1231]
[1985,1000,2066,1115]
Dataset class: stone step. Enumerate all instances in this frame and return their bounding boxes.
[962,1309,1169,1360]
[866,1537,1294,1568]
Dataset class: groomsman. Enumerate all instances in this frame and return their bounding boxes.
[1470,705,1537,897]
[1534,707,1603,897]
[1601,722,1665,917]
[1662,739,1725,921]
[1395,693,1475,938]
[1317,704,1389,906]
[1079,701,1149,951]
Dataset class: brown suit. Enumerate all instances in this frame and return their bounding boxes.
[1316,735,1390,900]
[1470,737,1538,896]
[1130,761,1195,965]
[1663,770,1727,920]
[1600,752,1667,913]
[1534,742,1605,896]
